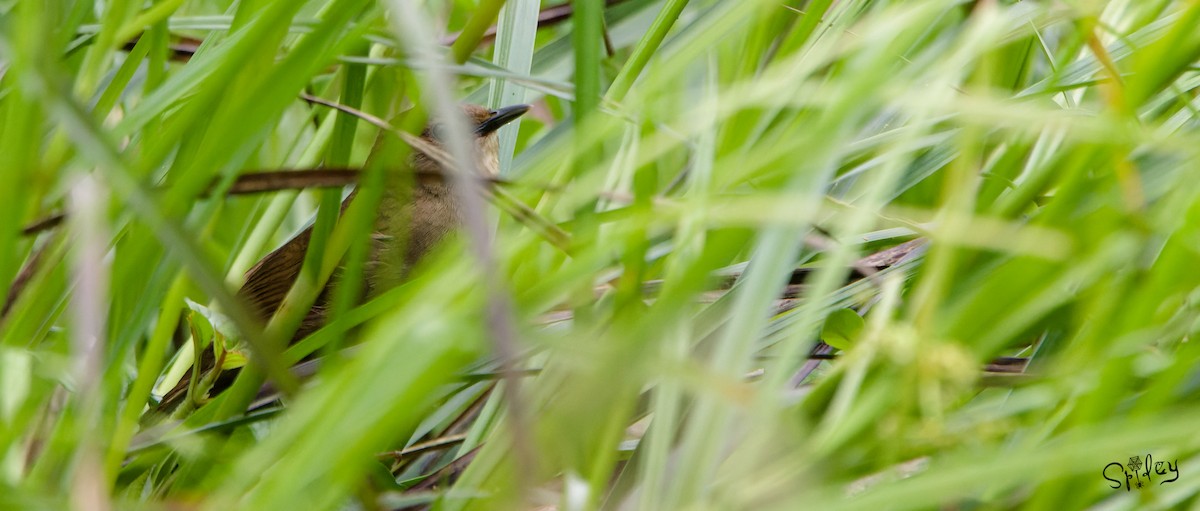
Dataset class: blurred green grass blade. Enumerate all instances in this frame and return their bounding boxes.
[0,0,53,313]
[115,0,189,44]
[572,0,604,121]
[74,0,138,99]
[488,0,539,175]
[105,274,189,476]
[91,33,151,122]
[1125,2,1200,109]
[325,57,370,350]
[450,0,507,64]
[773,0,834,58]
[634,57,718,510]
[1018,11,1176,99]
[605,0,690,103]
[209,271,486,510]
[0,90,40,305]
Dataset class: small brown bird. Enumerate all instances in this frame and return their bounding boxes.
[159,103,529,412]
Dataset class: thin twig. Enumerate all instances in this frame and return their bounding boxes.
[377,433,469,462]
[440,0,634,46]
[407,446,483,493]
[16,167,512,237]
[20,215,66,236]
[1,237,53,321]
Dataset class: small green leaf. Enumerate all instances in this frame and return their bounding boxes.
[185,298,235,340]
[821,308,865,350]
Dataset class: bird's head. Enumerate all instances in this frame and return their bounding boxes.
[417,104,530,176]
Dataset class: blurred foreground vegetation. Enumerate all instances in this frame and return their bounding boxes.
[3,0,1200,509]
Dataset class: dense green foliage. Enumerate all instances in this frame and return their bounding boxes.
[3,0,1200,509]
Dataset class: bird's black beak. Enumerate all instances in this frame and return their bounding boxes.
[475,104,531,135]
